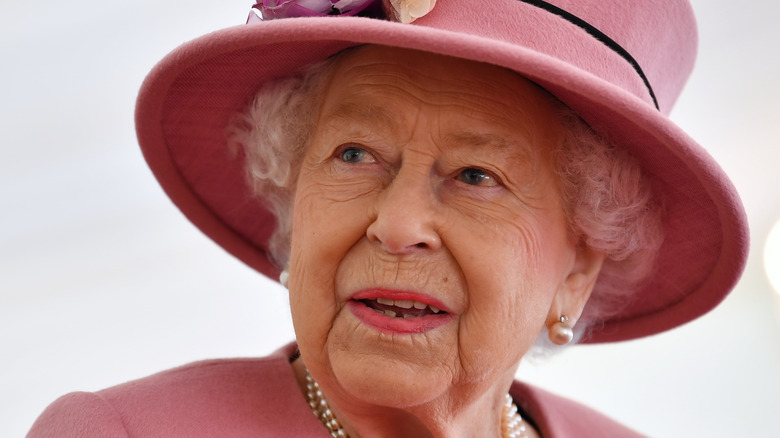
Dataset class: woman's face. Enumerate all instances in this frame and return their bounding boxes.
[289,46,595,409]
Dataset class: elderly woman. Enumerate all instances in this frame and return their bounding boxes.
[29,0,747,436]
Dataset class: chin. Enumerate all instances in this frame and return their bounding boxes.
[329,352,451,408]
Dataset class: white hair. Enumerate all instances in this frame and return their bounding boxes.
[226,59,334,267]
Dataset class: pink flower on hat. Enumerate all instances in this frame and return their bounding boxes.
[252,0,375,19]
[249,0,437,22]
[386,0,436,23]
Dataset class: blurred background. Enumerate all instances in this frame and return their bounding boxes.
[2,1,778,436]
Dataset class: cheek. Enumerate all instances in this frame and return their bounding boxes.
[458,228,548,326]
[288,171,381,324]
[291,172,375,265]
[451,209,569,343]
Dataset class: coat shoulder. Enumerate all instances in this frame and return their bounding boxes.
[511,381,646,437]
[27,391,130,438]
[28,345,323,437]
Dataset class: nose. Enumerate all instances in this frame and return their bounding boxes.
[366,166,442,255]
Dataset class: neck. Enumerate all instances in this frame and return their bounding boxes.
[292,358,517,438]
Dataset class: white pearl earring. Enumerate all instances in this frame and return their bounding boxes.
[279,269,289,288]
[549,315,574,345]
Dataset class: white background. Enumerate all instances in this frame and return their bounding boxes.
[2,1,779,436]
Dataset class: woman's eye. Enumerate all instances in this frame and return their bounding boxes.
[340,146,371,163]
[457,167,498,187]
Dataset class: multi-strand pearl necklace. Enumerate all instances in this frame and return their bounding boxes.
[501,392,531,438]
[305,370,531,438]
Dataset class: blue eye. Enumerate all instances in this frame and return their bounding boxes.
[340,146,366,163]
[457,168,496,186]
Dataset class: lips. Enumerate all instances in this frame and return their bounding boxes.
[348,289,452,334]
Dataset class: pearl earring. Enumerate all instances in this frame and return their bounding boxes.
[549,315,574,345]
[279,269,289,288]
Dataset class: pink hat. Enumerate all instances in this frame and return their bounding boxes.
[135,0,748,343]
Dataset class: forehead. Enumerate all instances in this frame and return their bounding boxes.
[320,45,564,150]
[328,45,538,92]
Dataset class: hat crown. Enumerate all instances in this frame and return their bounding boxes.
[416,0,697,115]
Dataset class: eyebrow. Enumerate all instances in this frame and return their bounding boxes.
[444,131,535,164]
[322,101,399,132]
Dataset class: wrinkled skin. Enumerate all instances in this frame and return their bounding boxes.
[288,46,604,438]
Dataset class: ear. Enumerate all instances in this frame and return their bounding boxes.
[546,245,606,327]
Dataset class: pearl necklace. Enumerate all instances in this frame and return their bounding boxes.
[304,370,530,438]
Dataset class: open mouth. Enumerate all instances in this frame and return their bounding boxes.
[348,289,452,334]
[359,297,445,319]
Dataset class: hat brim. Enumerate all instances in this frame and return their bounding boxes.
[135,16,748,343]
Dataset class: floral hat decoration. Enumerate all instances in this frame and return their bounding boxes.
[251,0,434,22]
[135,0,748,343]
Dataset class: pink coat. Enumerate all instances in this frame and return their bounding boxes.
[28,343,644,437]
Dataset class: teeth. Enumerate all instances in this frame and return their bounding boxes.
[373,298,444,315]
[395,300,413,309]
